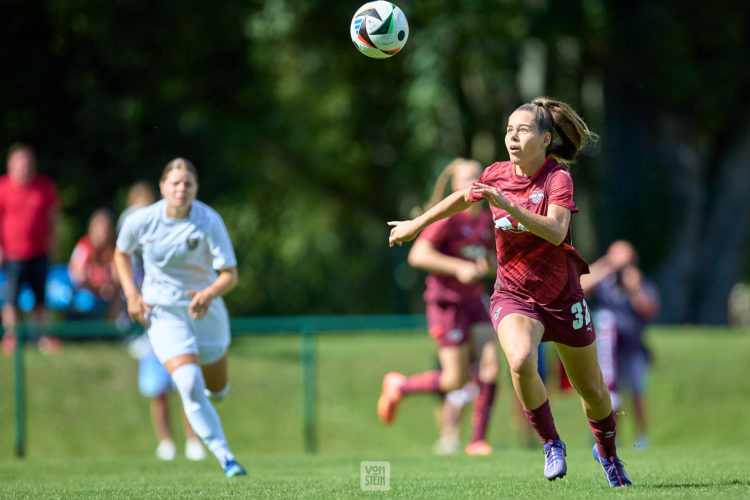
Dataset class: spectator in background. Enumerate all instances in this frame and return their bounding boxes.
[580,240,660,449]
[0,143,61,355]
[119,180,205,462]
[68,208,122,320]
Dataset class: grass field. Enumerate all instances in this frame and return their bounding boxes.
[1,325,749,498]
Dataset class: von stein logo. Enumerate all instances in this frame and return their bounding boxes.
[361,461,390,491]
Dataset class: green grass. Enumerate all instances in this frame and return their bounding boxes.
[1,325,749,498]
[1,450,748,499]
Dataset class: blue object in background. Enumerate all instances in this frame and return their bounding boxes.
[0,263,99,314]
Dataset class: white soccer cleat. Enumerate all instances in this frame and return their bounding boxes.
[155,439,177,461]
[185,438,207,461]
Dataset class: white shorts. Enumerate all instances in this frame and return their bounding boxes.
[146,299,231,365]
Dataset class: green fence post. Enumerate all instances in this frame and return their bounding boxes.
[301,324,317,454]
[14,323,26,458]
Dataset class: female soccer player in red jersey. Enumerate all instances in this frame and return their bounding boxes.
[378,158,500,456]
[387,98,632,487]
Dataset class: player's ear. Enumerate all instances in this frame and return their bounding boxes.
[544,131,551,147]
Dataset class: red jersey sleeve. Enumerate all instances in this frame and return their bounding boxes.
[546,169,578,213]
[468,163,495,203]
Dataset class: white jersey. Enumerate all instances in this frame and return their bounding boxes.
[116,199,237,307]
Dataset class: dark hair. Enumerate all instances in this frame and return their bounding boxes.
[515,97,597,164]
[160,157,198,182]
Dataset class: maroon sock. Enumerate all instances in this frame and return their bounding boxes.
[471,381,497,442]
[400,370,442,395]
[522,399,560,444]
[589,411,617,458]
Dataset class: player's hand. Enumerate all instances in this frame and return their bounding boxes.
[620,265,643,293]
[470,182,511,211]
[187,289,214,319]
[455,261,484,284]
[125,292,152,326]
[474,257,490,277]
[387,220,420,247]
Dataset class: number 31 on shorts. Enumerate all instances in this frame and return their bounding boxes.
[571,299,591,330]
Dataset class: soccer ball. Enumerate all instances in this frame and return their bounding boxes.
[350,2,409,59]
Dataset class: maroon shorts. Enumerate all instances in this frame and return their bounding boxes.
[426,297,492,348]
[489,290,596,347]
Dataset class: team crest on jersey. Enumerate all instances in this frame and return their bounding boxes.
[530,189,544,204]
[187,236,200,250]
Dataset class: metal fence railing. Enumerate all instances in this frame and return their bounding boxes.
[9,314,427,458]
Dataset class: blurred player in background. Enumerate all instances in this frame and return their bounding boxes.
[0,143,61,355]
[114,159,244,477]
[118,180,205,462]
[581,240,660,449]
[432,375,479,455]
[388,98,632,487]
[378,158,500,456]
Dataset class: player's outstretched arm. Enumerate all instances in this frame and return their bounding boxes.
[388,189,473,247]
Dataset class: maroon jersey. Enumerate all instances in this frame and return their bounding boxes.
[418,208,494,304]
[469,158,589,306]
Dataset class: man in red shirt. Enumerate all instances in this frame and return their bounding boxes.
[0,143,61,355]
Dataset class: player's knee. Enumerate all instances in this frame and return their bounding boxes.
[204,382,230,401]
[478,360,499,382]
[505,349,536,376]
[578,379,610,406]
[440,371,469,392]
[170,363,206,405]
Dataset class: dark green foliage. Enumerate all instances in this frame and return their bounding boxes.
[1,1,747,318]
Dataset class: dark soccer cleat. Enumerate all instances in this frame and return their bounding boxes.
[592,444,632,487]
[543,439,567,480]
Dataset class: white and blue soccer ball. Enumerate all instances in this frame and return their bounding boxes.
[350,1,409,59]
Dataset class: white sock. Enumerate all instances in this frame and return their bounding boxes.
[170,363,234,466]
[205,382,230,401]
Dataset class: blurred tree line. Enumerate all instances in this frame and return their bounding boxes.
[1,0,748,323]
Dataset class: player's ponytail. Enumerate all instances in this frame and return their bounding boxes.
[411,158,477,217]
[518,97,597,164]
